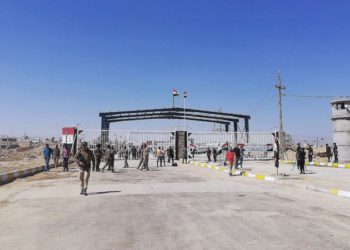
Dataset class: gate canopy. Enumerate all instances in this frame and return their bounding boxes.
[99,107,250,133]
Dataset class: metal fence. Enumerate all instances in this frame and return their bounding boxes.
[77,129,275,161]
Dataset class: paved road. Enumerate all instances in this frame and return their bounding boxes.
[1,160,350,250]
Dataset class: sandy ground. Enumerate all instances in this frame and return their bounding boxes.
[1,159,350,250]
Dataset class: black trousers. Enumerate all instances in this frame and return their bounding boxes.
[299,161,305,173]
[308,155,313,162]
[94,157,101,171]
[63,158,69,171]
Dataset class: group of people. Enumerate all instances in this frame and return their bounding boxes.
[295,142,339,174]
[42,143,70,172]
[224,145,246,176]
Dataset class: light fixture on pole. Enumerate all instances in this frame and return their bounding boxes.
[183,91,188,131]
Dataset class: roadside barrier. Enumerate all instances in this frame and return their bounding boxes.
[280,160,350,169]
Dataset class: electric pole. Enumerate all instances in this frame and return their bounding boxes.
[275,70,286,159]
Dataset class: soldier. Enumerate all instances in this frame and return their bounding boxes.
[123,146,129,168]
[333,143,338,163]
[298,148,306,174]
[206,147,211,162]
[237,145,245,168]
[296,143,301,170]
[137,144,145,169]
[62,143,70,172]
[167,146,174,164]
[233,144,241,169]
[141,146,150,171]
[94,143,103,172]
[326,144,332,162]
[212,148,217,162]
[102,145,112,172]
[74,142,95,195]
[110,146,116,171]
[52,145,60,168]
[307,145,313,162]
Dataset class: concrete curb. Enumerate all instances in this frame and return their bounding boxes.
[280,160,350,169]
[190,161,350,199]
[0,160,74,186]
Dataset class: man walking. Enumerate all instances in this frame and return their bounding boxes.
[161,147,166,167]
[94,143,103,172]
[237,145,245,168]
[233,144,241,169]
[137,144,145,169]
[333,143,338,163]
[43,144,52,172]
[52,145,60,168]
[123,146,129,168]
[74,142,95,196]
[102,145,112,172]
[141,146,150,171]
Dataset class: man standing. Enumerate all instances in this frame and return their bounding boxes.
[273,139,279,169]
[182,147,188,164]
[307,145,313,163]
[161,147,166,167]
[43,144,52,172]
[62,144,70,172]
[94,144,103,172]
[233,144,241,169]
[326,144,332,162]
[52,145,60,168]
[212,148,217,162]
[296,143,301,170]
[237,145,245,168]
[123,146,129,168]
[298,148,306,174]
[333,143,338,163]
[156,147,162,167]
[206,148,211,162]
[74,142,95,196]
[141,146,150,171]
[226,147,235,176]
[167,146,174,164]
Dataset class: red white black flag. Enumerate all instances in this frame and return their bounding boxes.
[172,89,179,96]
[184,91,188,98]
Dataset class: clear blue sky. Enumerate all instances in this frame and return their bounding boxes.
[0,0,349,139]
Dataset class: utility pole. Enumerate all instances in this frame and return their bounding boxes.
[275,70,286,159]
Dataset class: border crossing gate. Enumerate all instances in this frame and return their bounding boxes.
[77,129,274,161]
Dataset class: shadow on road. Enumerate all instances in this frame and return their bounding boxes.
[88,191,121,195]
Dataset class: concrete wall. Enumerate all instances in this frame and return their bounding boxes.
[331,99,350,162]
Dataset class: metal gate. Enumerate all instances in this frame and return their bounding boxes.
[77,129,274,161]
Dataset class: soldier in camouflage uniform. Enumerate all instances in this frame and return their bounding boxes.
[74,142,95,196]
[137,144,145,169]
[52,145,60,168]
[94,143,103,172]
[102,145,113,172]
[141,146,150,171]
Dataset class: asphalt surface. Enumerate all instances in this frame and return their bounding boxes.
[1,159,350,250]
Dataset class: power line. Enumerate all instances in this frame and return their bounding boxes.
[286,94,350,99]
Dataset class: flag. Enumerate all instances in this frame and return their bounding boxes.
[184,91,188,98]
[172,89,179,96]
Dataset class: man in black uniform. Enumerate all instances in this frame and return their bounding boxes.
[233,145,241,169]
[326,144,332,162]
[333,143,338,163]
[212,148,218,162]
[307,145,313,163]
[296,143,301,170]
[206,148,211,162]
[298,148,306,174]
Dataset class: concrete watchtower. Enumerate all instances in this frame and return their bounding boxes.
[331,98,350,162]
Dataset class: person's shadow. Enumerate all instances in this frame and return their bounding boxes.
[88,191,121,195]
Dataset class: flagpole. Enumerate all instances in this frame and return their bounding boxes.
[183,95,186,131]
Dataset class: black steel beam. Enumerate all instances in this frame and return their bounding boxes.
[106,116,231,125]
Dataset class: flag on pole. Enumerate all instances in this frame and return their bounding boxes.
[184,91,188,98]
[172,89,179,96]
